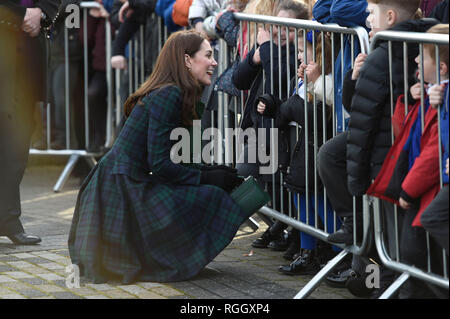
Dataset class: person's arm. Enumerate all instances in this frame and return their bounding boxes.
[215,10,239,47]
[112,15,141,56]
[346,48,390,196]
[259,41,292,100]
[188,0,207,21]
[232,47,260,90]
[35,0,61,26]
[329,0,368,27]
[312,0,333,24]
[342,69,356,113]
[146,86,202,185]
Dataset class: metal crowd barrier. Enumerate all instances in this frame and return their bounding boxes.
[212,14,449,299]
[211,13,373,299]
[369,30,449,298]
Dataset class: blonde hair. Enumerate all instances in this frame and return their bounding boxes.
[243,0,281,50]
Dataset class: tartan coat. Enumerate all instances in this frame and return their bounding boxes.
[68,85,249,284]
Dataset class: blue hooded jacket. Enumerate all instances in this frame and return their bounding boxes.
[313,0,369,132]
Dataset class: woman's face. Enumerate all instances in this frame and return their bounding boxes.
[185,40,218,86]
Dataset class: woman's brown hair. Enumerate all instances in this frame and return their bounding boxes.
[123,30,206,125]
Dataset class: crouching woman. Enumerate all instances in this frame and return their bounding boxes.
[68,30,266,284]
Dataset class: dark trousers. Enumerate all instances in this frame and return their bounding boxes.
[87,71,107,149]
[0,26,44,235]
[51,60,82,146]
[317,131,363,220]
[421,185,449,253]
[398,202,444,298]
[0,110,31,235]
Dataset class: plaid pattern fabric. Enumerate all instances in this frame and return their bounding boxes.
[68,86,249,283]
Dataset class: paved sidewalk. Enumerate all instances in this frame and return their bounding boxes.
[0,161,356,299]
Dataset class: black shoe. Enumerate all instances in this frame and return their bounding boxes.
[325,268,353,288]
[282,241,300,261]
[268,235,289,251]
[279,249,321,275]
[345,271,373,297]
[6,232,41,245]
[252,229,282,248]
[328,228,354,245]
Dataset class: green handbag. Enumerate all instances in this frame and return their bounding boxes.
[230,176,271,216]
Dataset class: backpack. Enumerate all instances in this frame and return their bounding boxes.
[172,0,193,27]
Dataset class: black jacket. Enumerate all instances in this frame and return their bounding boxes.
[429,0,449,23]
[346,18,439,196]
[258,78,332,193]
[232,41,297,131]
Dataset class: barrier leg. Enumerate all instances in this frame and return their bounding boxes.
[244,217,260,231]
[83,155,97,169]
[53,154,80,193]
[378,272,409,299]
[294,250,349,299]
[255,212,275,228]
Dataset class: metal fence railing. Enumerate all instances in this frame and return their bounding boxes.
[219,13,372,299]
[368,30,449,298]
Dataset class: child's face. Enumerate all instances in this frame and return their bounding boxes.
[415,48,437,84]
[297,37,314,65]
[273,10,297,46]
[366,3,390,40]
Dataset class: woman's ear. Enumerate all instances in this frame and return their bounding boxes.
[185,54,192,71]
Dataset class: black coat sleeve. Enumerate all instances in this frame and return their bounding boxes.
[259,41,294,100]
[346,47,390,196]
[35,0,61,21]
[342,69,356,113]
[112,15,141,56]
[232,47,260,90]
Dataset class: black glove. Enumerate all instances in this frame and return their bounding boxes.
[200,169,242,192]
[255,94,280,118]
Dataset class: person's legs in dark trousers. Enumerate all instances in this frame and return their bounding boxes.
[87,71,107,152]
[421,186,449,253]
[0,110,28,236]
[398,204,437,299]
[317,131,363,244]
[0,27,41,244]
[51,61,81,149]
